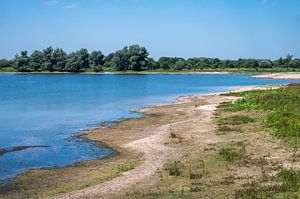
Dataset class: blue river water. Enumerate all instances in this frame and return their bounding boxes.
[0,73,298,179]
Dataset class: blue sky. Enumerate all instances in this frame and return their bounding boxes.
[0,0,300,59]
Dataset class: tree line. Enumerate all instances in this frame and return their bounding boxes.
[0,45,300,72]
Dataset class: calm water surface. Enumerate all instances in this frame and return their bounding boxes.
[0,74,298,179]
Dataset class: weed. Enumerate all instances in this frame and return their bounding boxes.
[219,147,245,162]
[117,159,141,173]
[164,161,183,176]
[277,169,300,191]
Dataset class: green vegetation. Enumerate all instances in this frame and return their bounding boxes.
[219,146,245,162]
[0,45,300,72]
[215,84,300,198]
[235,169,300,198]
[164,160,183,176]
[226,84,300,146]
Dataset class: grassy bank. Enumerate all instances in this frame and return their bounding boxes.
[117,84,300,198]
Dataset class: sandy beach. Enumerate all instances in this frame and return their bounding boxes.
[52,85,276,199]
[2,84,296,199]
[52,94,237,199]
[251,73,300,80]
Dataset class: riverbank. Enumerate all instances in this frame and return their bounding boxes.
[1,84,299,199]
[1,68,299,75]
[0,87,238,198]
[251,73,300,80]
[0,71,230,75]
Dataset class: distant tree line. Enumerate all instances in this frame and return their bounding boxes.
[0,45,300,72]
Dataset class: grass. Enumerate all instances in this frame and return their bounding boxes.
[235,169,300,198]
[217,84,300,198]
[0,67,15,72]
[219,147,245,162]
[164,161,183,176]
[0,152,143,199]
[226,84,300,147]
[218,115,255,126]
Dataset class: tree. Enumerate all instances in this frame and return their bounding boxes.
[65,52,81,72]
[15,50,30,72]
[128,45,149,71]
[283,54,294,68]
[113,47,130,71]
[30,50,44,71]
[89,51,104,71]
[289,59,300,68]
[52,48,67,70]
[147,58,159,70]
[77,48,90,69]
[65,49,89,72]
[158,57,179,70]
[42,46,54,71]
[174,60,186,71]
[259,59,273,68]
[0,59,13,69]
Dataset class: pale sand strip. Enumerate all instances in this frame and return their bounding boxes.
[251,73,300,80]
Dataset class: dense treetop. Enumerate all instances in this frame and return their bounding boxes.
[0,45,299,72]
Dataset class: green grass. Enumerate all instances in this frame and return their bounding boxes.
[0,67,15,72]
[164,161,183,176]
[226,84,300,147]
[219,142,246,162]
[218,115,255,126]
[235,169,300,199]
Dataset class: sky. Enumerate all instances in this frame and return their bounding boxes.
[0,0,300,60]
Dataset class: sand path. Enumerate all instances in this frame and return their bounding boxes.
[52,93,238,199]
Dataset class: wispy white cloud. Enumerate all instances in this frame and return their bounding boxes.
[44,0,58,6]
[63,3,79,9]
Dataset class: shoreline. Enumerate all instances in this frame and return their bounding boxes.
[0,71,231,75]
[53,85,276,199]
[0,84,283,198]
[251,73,300,80]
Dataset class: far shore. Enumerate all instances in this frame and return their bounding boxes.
[0,71,231,75]
[251,73,300,80]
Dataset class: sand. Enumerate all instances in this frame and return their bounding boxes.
[52,91,241,199]
[251,73,300,80]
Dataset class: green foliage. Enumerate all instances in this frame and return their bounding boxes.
[219,147,245,162]
[116,159,142,174]
[218,115,254,125]
[30,50,44,71]
[227,85,300,146]
[4,46,300,72]
[113,45,149,71]
[235,169,300,198]
[0,59,14,69]
[89,51,104,72]
[15,50,30,72]
[52,48,67,70]
[277,169,300,191]
[42,46,54,71]
[164,161,183,176]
